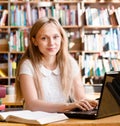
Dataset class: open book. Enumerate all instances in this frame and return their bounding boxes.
[0,110,68,124]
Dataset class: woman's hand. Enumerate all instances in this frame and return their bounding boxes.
[63,99,98,112]
[74,99,98,111]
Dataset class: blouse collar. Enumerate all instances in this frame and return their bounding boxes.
[40,65,60,77]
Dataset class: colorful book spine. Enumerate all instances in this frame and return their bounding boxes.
[0,69,7,77]
[20,31,24,51]
[16,5,21,26]
[0,98,2,105]
[0,9,8,26]
[0,98,5,112]
[26,1,32,26]
[0,85,6,98]
[10,5,15,26]
[12,61,16,77]
[0,104,5,111]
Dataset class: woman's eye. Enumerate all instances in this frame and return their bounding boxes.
[54,35,60,39]
[41,37,47,40]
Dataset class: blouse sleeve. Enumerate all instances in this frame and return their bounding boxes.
[19,59,34,76]
[70,56,80,77]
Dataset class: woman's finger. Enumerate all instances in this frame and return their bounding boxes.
[86,99,98,107]
[76,100,93,111]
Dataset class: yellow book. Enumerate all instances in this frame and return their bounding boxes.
[0,70,7,77]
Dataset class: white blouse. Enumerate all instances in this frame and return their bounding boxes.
[19,57,80,103]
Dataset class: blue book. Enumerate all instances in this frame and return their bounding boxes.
[116,28,120,51]
[10,5,15,26]
[16,5,21,26]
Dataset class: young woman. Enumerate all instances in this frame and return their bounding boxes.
[15,17,97,112]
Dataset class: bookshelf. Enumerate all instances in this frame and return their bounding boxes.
[0,0,9,87]
[78,0,120,84]
[0,0,120,89]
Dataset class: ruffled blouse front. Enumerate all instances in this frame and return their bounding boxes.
[19,60,66,103]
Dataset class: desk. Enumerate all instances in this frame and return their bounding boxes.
[0,115,120,126]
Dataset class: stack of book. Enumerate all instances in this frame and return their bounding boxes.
[0,85,6,111]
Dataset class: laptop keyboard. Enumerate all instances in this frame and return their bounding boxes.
[67,108,97,115]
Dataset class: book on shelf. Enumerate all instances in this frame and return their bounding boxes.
[0,85,6,112]
[0,110,68,125]
[0,85,6,98]
[114,7,120,25]
[0,9,8,26]
[0,98,2,105]
[102,58,111,73]
[85,7,110,26]
[91,8,100,26]
[9,29,29,52]
[116,28,120,51]
[26,1,32,26]
[0,104,5,111]
[107,5,118,26]
[0,69,7,78]
[77,3,83,26]
[111,59,119,71]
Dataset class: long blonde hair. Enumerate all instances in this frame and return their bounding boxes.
[15,17,74,102]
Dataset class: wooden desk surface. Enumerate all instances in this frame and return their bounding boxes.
[0,115,120,126]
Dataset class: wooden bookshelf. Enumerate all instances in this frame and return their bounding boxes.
[0,0,120,89]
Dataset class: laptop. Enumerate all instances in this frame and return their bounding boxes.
[64,71,120,119]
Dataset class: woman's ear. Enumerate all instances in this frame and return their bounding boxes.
[32,37,38,46]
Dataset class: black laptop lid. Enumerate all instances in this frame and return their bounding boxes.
[64,71,120,119]
[97,71,120,118]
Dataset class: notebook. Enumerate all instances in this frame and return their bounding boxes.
[64,71,120,119]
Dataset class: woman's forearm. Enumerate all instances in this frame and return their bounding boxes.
[25,100,76,112]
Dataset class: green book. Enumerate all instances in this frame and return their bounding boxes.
[0,98,2,105]
[20,31,24,51]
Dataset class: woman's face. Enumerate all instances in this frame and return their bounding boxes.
[34,23,62,58]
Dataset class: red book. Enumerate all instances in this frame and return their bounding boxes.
[0,85,6,98]
[0,104,5,111]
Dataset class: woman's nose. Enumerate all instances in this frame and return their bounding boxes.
[48,38,54,45]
